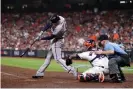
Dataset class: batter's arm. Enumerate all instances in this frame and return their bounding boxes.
[42,23,52,32]
[35,23,53,41]
[40,34,55,40]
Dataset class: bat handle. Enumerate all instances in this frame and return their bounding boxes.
[20,39,37,57]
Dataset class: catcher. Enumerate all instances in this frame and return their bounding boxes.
[66,39,109,82]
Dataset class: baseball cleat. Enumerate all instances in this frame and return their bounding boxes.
[71,67,78,78]
[98,72,105,82]
[110,74,123,83]
[32,76,43,79]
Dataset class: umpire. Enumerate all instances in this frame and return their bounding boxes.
[95,35,130,83]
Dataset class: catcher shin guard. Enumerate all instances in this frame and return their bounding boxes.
[98,72,105,82]
[84,73,104,82]
[85,73,98,81]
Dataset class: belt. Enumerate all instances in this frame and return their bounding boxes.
[98,66,108,69]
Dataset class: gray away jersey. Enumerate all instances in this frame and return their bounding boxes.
[51,16,67,43]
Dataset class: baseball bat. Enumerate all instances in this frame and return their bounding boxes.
[20,39,37,57]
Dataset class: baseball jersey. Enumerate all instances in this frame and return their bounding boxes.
[78,51,109,68]
[50,16,67,47]
[51,16,67,38]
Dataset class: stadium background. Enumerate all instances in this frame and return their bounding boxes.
[1,0,133,88]
[1,0,133,60]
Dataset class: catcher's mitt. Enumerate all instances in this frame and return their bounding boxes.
[66,57,72,66]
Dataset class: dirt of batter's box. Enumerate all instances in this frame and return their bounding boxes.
[1,65,133,88]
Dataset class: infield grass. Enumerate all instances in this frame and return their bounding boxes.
[1,57,133,73]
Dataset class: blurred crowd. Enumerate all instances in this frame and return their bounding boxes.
[1,10,133,51]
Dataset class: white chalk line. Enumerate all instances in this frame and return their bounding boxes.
[1,72,27,78]
[1,72,36,81]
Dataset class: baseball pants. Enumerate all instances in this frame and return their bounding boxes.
[36,39,73,74]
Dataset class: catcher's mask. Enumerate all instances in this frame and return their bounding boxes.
[83,39,95,48]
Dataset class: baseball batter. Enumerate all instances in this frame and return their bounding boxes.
[32,14,77,78]
[66,39,109,82]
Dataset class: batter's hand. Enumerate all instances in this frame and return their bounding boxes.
[35,36,41,41]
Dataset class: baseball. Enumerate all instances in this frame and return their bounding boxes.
[78,38,85,46]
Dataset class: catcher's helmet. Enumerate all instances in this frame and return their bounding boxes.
[50,14,60,23]
[84,39,95,48]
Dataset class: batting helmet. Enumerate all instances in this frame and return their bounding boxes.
[50,14,60,23]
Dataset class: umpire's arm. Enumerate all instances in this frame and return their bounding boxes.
[95,45,114,55]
